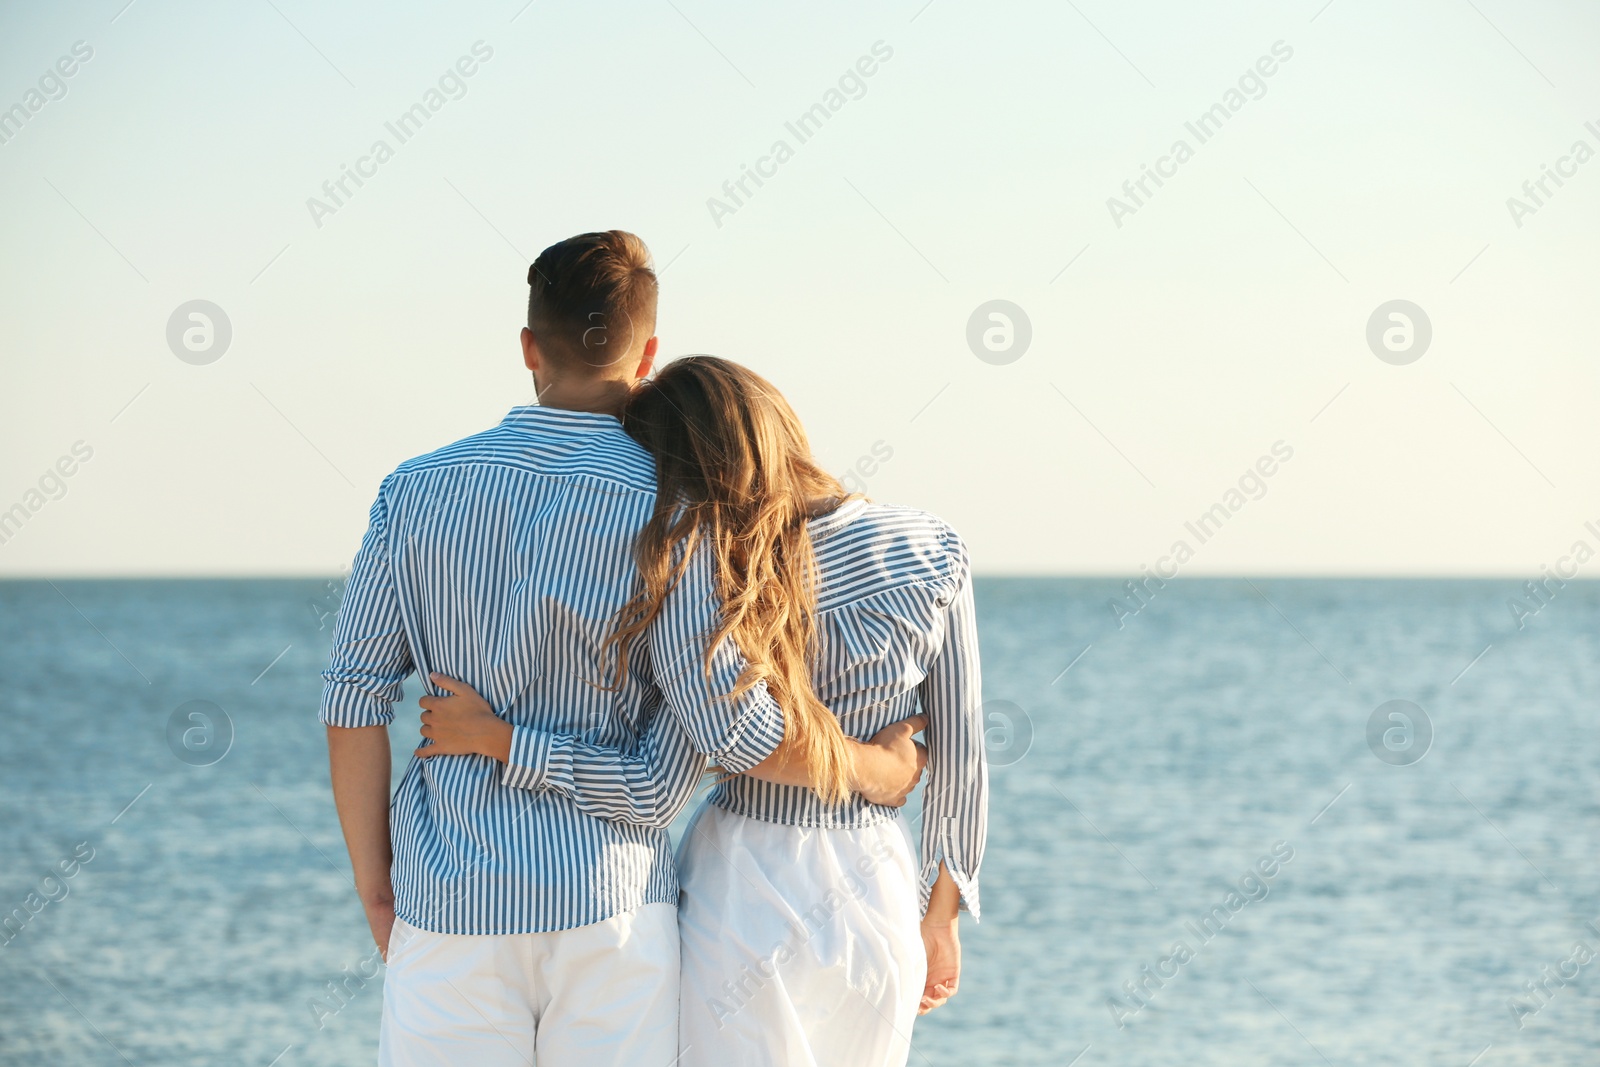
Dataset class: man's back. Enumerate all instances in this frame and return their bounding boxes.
[320,230,763,1063]
[321,405,675,935]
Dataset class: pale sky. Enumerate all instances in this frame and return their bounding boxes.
[3,0,1598,576]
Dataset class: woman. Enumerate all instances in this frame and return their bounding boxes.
[423,357,986,1065]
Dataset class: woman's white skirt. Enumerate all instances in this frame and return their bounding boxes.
[676,803,926,1067]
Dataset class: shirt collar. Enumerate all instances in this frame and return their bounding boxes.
[499,405,624,433]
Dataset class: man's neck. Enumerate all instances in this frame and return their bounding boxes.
[534,376,634,417]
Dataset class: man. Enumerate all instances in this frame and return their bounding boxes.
[322,230,922,1066]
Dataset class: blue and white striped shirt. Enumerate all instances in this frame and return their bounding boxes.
[504,498,989,918]
[320,406,786,935]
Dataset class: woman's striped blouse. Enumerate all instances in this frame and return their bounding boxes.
[506,498,990,919]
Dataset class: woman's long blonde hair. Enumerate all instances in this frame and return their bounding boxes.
[606,356,855,804]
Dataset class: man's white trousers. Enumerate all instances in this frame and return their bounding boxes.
[378,903,679,1067]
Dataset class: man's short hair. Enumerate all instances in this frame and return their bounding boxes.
[527,231,658,374]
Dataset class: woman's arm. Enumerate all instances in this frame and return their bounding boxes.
[416,673,701,829]
[908,547,986,1016]
[415,675,931,826]
[915,561,989,920]
[919,862,962,1014]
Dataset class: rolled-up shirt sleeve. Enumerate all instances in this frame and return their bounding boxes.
[917,551,988,920]
[320,484,414,727]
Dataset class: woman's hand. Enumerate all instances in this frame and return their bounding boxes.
[918,917,961,1014]
[919,861,963,1014]
[415,673,513,763]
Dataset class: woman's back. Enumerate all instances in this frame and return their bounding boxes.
[708,498,984,877]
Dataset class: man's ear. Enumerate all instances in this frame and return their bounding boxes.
[636,336,659,380]
[521,327,540,373]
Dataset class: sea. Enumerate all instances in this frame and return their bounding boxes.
[1,577,1597,1066]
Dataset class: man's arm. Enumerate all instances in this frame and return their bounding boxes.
[320,484,413,957]
[745,716,928,805]
[327,725,396,956]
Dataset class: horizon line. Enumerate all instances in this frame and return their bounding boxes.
[0,570,1569,582]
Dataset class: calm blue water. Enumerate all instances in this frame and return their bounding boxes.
[2,578,1597,1065]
